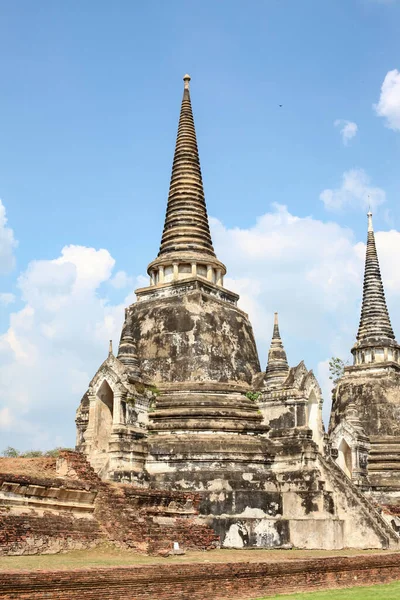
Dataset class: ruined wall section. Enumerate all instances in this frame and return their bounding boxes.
[0,452,218,556]
[0,455,104,555]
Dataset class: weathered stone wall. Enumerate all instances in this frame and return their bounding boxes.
[329,367,400,499]
[1,553,400,599]
[330,368,400,437]
[147,429,398,550]
[130,287,260,385]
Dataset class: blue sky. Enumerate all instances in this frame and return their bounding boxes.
[1,0,400,450]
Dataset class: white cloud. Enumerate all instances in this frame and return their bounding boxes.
[0,407,12,429]
[3,206,400,447]
[372,230,400,292]
[212,205,400,425]
[0,200,17,274]
[320,168,385,212]
[110,270,133,289]
[316,360,332,427]
[374,69,400,131]
[334,120,358,145]
[0,245,138,450]
[0,293,15,306]
[212,204,361,351]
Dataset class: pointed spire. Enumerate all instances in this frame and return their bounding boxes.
[117,309,141,377]
[145,75,227,288]
[265,313,289,387]
[367,210,373,233]
[108,340,113,356]
[354,211,395,347]
[157,74,216,258]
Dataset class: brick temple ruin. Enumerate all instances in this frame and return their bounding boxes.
[2,75,400,556]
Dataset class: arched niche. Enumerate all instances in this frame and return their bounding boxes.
[95,380,114,452]
[338,438,352,478]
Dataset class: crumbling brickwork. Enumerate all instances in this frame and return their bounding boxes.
[0,452,218,556]
[0,511,104,555]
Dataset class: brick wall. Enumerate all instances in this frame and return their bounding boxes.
[0,456,104,555]
[1,553,400,599]
[0,511,104,555]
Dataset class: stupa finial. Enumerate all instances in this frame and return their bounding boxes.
[265,312,289,387]
[367,210,373,233]
[353,211,396,353]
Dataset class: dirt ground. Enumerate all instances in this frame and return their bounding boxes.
[0,545,396,572]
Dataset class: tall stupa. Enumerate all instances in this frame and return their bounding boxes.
[76,77,399,550]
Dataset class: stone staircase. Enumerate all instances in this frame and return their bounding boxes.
[319,453,399,547]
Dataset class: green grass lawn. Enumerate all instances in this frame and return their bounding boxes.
[255,580,400,600]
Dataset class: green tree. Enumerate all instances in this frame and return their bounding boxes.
[45,447,73,457]
[329,357,346,385]
[21,450,44,458]
[1,446,20,457]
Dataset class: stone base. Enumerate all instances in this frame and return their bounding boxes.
[145,428,399,549]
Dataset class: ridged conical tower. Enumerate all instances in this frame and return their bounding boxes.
[158,74,216,258]
[146,75,226,287]
[265,313,289,387]
[329,211,400,497]
[352,212,400,366]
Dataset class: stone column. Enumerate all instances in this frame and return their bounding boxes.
[191,262,197,277]
[207,265,213,282]
[173,263,179,281]
[113,392,124,426]
[216,269,222,286]
[82,391,97,451]
[159,265,165,284]
[384,347,388,362]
